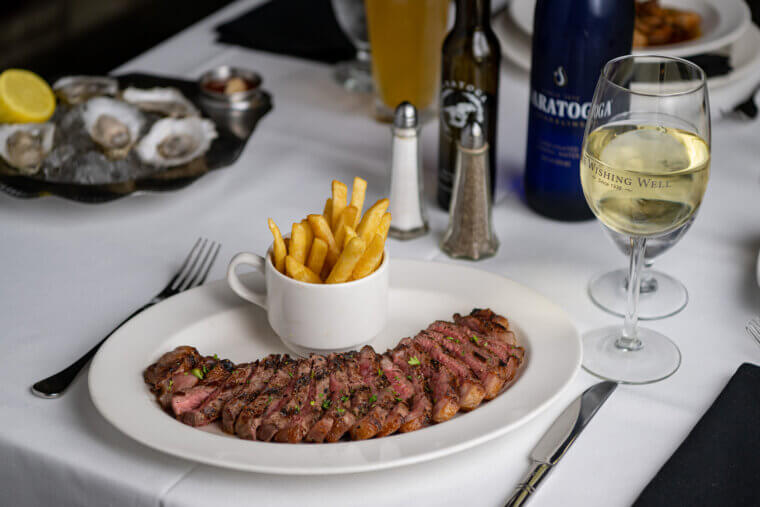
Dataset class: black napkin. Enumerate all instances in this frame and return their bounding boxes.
[634,363,760,507]
[215,0,354,64]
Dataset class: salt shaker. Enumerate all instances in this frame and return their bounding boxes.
[387,102,428,240]
[441,119,499,260]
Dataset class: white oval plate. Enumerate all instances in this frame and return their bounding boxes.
[508,0,750,57]
[89,259,581,475]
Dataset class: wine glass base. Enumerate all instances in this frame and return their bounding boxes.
[588,269,688,320]
[333,60,373,93]
[582,326,681,384]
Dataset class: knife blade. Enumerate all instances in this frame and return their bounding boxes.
[505,381,617,507]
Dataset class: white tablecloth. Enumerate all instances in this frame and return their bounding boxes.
[4,1,760,506]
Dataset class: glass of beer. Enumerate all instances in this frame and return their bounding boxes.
[364,0,450,122]
[579,55,710,384]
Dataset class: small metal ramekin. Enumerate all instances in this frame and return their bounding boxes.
[198,66,263,109]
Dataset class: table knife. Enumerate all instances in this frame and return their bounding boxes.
[505,381,617,506]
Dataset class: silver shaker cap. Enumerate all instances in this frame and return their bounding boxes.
[393,101,418,128]
[460,119,485,149]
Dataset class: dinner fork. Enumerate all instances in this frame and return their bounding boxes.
[31,238,221,399]
[746,317,760,346]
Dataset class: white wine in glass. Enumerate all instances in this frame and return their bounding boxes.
[580,55,710,384]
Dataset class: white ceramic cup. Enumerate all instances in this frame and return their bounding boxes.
[226,247,389,356]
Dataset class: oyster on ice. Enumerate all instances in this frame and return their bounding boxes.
[81,97,145,159]
[121,87,199,117]
[0,123,55,175]
[53,76,119,105]
[137,117,217,167]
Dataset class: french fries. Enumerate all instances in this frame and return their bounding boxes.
[266,178,390,283]
[290,222,310,265]
[331,180,348,231]
[350,177,367,226]
[356,198,390,242]
[268,218,287,273]
[286,256,322,284]
[326,237,366,284]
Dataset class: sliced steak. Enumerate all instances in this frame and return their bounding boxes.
[274,355,332,443]
[454,310,518,347]
[306,354,355,443]
[143,346,201,389]
[257,358,313,442]
[403,339,461,423]
[390,343,433,433]
[324,352,365,442]
[425,330,506,400]
[349,346,395,440]
[169,359,235,417]
[431,320,522,365]
[180,362,257,427]
[412,333,486,411]
[235,358,297,439]
[379,355,415,401]
[221,355,280,434]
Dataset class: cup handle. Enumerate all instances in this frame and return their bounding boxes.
[226,252,268,309]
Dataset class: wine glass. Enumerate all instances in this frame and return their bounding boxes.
[580,55,710,384]
[331,0,373,93]
[588,216,693,320]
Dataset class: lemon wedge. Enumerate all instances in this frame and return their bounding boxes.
[0,69,56,123]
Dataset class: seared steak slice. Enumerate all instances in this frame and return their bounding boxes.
[454,310,518,347]
[470,308,510,330]
[325,352,365,442]
[221,355,280,434]
[430,320,522,365]
[412,333,486,411]
[143,345,201,389]
[235,358,297,439]
[425,330,506,400]
[169,359,235,417]
[274,355,332,443]
[400,338,461,422]
[257,358,313,441]
[306,354,355,443]
[375,401,410,438]
[390,343,433,433]
[180,362,257,427]
[379,355,415,401]
[349,346,392,440]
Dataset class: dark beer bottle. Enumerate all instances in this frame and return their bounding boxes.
[523,0,634,221]
[437,0,500,210]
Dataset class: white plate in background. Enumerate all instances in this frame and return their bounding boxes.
[89,259,581,474]
[508,0,751,57]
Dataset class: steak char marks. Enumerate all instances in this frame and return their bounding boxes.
[144,308,524,443]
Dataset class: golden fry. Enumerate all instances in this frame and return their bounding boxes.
[326,237,366,284]
[331,180,348,231]
[322,198,333,228]
[290,222,309,265]
[284,238,290,252]
[350,177,367,226]
[342,226,357,249]
[352,233,385,280]
[333,205,359,245]
[378,212,391,241]
[356,198,390,242]
[306,238,328,277]
[285,256,322,284]
[268,218,287,273]
[301,219,313,261]
[307,214,340,270]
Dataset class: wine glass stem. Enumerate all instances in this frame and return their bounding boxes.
[618,236,646,351]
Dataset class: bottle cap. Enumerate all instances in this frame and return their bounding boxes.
[393,101,418,128]
[460,119,485,149]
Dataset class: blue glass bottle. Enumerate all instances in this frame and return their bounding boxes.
[524,0,633,221]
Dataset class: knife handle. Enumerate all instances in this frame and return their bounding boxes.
[505,463,552,507]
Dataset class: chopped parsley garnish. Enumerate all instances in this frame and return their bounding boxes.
[310,371,315,378]
[406,375,412,381]
[340,395,349,403]
[336,408,345,414]
[322,399,331,410]
[320,393,325,398]
[288,371,293,378]
[470,335,480,344]
[310,400,315,406]
[377,368,383,377]
[446,336,454,341]
[202,365,208,374]
[407,357,420,366]
[368,394,377,404]
[213,353,219,360]
[167,379,173,392]
[395,397,402,402]
[190,368,204,380]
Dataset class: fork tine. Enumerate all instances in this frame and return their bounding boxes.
[194,242,221,287]
[181,241,217,291]
[166,237,203,288]
[173,238,208,290]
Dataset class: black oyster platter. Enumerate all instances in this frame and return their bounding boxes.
[0,70,272,203]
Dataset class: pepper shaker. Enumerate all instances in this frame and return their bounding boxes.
[441,119,499,260]
[387,102,429,240]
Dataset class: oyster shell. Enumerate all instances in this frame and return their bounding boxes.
[0,123,55,175]
[136,117,217,167]
[81,97,145,159]
[53,76,118,105]
[121,87,199,117]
